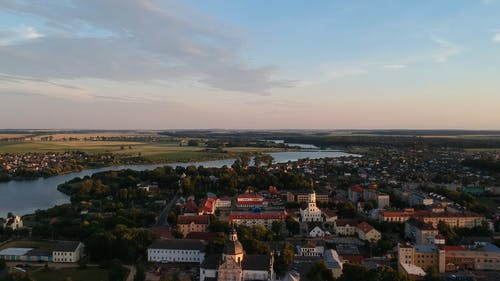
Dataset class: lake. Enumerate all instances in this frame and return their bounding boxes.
[0,150,356,217]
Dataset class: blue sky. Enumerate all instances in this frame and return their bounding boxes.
[1,0,500,129]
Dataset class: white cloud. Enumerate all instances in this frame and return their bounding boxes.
[0,1,290,94]
[382,64,406,69]
[432,36,462,63]
[0,26,43,45]
[493,33,500,43]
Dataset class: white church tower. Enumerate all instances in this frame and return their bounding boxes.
[300,190,322,222]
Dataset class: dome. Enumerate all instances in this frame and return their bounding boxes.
[224,239,244,255]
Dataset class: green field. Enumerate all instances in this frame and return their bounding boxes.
[0,141,284,164]
[31,267,109,281]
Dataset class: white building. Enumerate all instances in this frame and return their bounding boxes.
[296,241,324,257]
[356,222,381,242]
[334,219,358,236]
[147,239,206,264]
[52,241,84,263]
[309,226,326,238]
[300,191,322,222]
[215,197,232,208]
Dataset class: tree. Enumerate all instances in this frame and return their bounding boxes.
[0,257,6,270]
[208,219,230,233]
[376,266,411,281]
[134,264,146,281]
[285,217,300,235]
[108,259,127,281]
[274,242,295,276]
[438,221,457,244]
[306,261,335,281]
[424,267,444,281]
[271,221,283,235]
[338,263,370,281]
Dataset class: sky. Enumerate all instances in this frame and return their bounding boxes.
[1,0,500,130]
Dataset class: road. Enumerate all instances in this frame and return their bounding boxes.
[154,194,179,227]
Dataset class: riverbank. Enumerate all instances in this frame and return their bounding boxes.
[0,150,357,217]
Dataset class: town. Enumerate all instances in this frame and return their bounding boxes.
[1,144,499,281]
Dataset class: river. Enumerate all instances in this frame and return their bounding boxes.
[0,150,356,217]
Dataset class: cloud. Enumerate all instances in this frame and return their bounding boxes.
[0,0,291,94]
[431,36,462,63]
[493,32,500,43]
[382,64,406,69]
[0,26,43,45]
[327,66,366,79]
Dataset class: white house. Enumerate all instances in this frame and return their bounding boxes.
[334,219,358,236]
[52,241,84,263]
[296,241,324,257]
[356,222,381,242]
[147,239,206,264]
[309,226,326,238]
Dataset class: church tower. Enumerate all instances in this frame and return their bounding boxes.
[223,228,244,263]
[308,190,317,209]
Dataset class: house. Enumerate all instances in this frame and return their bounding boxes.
[334,219,358,236]
[215,197,232,208]
[323,209,338,223]
[52,241,84,263]
[324,249,343,278]
[378,208,415,223]
[348,185,363,203]
[3,215,23,230]
[198,198,216,215]
[404,219,438,245]
[336,244,363,264]
[177,215,210,237]
[148,239,206,264]
[356,222,381,242]
[136,182,159,193]
[309,226,326,238]
[297,240,324,257]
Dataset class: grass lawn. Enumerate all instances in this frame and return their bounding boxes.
[0,240,57,251]
[31,267,109,281]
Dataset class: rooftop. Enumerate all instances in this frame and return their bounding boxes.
[400,263,426,276]
[177,214,210,224]
[53,241,81,252]
[0,248,33,256]
[149,239,206,251]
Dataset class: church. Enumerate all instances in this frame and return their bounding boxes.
[200,229,275,281]
[299,190,323,222]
